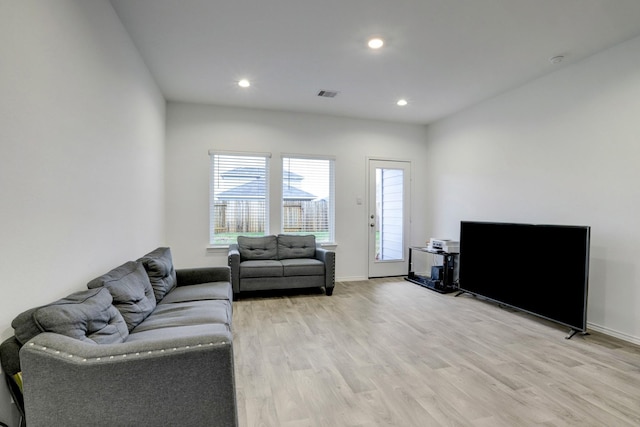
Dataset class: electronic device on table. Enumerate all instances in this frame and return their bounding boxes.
[426,238,459,253]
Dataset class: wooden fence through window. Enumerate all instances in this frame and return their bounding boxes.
[214,200,328,233]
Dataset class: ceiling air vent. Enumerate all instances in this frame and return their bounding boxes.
[317,90,339,98]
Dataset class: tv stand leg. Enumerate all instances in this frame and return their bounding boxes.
[455,290,465,297]
[565,329,590,340]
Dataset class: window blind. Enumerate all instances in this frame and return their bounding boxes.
[209,152,270,245]
[281,155,335,243]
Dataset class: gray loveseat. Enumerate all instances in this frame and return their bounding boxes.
[0,247,237,427]
[228,234,335,296]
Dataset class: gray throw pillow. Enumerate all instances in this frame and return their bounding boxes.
[237,235,278,260]
[12,288,128,345]
[87,261,156,331]
[138,247,177,302]
[277,234,316,259]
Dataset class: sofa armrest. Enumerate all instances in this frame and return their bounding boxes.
[315,246,336,294]
[228,244,240,294]
[175,266,231,286]
[20,332,237,427]
[0,336,25,422]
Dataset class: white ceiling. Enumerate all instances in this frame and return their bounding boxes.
[109,0,640,125]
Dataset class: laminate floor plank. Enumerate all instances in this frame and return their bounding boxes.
[233,279,640,426]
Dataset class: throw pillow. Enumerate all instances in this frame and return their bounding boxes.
[138,247,177,302]
[87,261,156,331]
[11,287,129,345]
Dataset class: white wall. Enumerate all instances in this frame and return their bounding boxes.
[165,103,430,280]
[425,35,640,344]
[0,1,165,424]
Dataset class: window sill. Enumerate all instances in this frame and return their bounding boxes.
[207,242,337,252]
[320,243,337,250]
[206,245,230,252]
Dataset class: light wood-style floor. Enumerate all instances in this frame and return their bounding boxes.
[232,278,640,427]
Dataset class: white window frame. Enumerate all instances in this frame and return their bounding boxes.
[280,154,335,244]
[209,150,271,246]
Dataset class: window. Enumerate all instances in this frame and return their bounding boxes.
[209,151,270,245]
[281,155,335,244]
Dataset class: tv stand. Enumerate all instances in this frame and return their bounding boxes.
[566,329,590,340]
[456,291,590,340]
[405,247,458,294]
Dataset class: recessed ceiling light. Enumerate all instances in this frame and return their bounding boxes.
[238,79,251,88]
[397,99,408,106]
[549,55,564,64]
[368,38,384,49]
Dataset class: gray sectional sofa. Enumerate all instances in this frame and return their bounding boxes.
[228,234,335,296]
[0,247,237,427]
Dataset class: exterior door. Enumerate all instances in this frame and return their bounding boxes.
[368,159,410,278]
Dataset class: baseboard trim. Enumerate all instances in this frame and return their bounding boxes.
[336,276,369,282]
[587,322,640,346]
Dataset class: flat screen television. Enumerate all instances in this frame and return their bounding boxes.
[458,221,590,336]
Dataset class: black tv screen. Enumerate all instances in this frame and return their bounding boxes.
[459,221,590,333]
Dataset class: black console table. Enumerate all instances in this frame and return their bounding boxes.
[405,247,458,294]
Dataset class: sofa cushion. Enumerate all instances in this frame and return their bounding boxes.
[237,235,278,260]
[12,288,128,345]
[138,247,177,302]
[239,260,283,278]
[125,323,231,343]
[87,261,156,331]
[159,282,233,304]
[131,300,231,333]
[281,258,325,277]
[277,234,316,259]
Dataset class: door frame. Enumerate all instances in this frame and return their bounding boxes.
[366,157,412,278]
